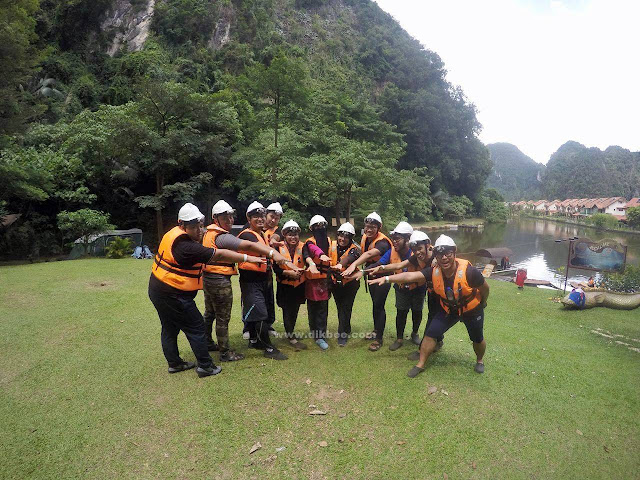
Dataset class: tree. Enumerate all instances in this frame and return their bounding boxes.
[57,209,114,255]
[627,206,640,229]
[586,213,619,230]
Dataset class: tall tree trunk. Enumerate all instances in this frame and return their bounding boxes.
[334,198,341,227]
[346,188,352,223]
[156,172,165,242]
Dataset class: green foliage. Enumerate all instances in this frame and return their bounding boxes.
[626,206,640,229]
[486,143,544,201]
[585,213,620,230]
[153,0,218,46]
[57,208,114,254]
[599,264,640,293]
[477,189,508,223]
[105,236,133,258]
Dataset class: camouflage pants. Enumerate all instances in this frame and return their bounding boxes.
[203,275,234,353]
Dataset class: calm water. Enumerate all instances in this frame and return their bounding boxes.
[419,218,640,288]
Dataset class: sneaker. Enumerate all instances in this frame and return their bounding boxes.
[264,348,288,360]
[196,365,222,377]
[389,340,404,351]
[168,361,195,374]
[407,350,420,361]
[337,336,347,347]
[268,327,278,337]
[207,341,219,352]
[410,332,420,345]
[315,339,329,350]
[247,340,260,349]
[474,362,485,374]
[242,331,250,340]
[407,365,425,378]
[219,351,245,362]
[434,340,444,352]
[289,338,307,350]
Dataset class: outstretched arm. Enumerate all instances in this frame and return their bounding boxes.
[367,270,424,286]
[342,248,381,277]
[210,249,265,265]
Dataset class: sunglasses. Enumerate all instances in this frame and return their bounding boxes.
[434,249,455,258]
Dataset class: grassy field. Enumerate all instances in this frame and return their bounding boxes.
[412,217,485,229]
[1,259,639,479]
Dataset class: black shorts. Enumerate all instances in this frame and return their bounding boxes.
[240,280,275,323]
[424,309,484,343]
[394,285,426,311]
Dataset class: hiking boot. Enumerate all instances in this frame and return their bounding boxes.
[434,340,444,352]
[337,336,348,347]
[196,365,222,378]
[407,350,420,361]
[474,362,485,374]
[315,339,329,350]
[289,338,308,350]
[168,361,195,374]
[207,341,219,352]
[407,366,425,378]
[220,351,245,362]
[410,332,421,345]
[389,340,404,351]
[264,348,288,360]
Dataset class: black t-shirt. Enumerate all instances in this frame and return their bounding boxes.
[149,235,215,297]
[337,244,360,266]
[238,230,271,283]
[420,262,484,315]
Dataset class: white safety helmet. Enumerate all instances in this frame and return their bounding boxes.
[281,219,301,233]
[433,234,456,255]
[390,221,413,236]
[337,222,356,236]
[178,203,205,222]
[364,211,382,226]
[309,214,328,228]
[211,200,235,216]
[266,202,283,214]
[409,231,430,246]
[246,201,265,217]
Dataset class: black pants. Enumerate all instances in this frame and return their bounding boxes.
[424,291,444,342]
[395,310,424,339]
[247,321,274,350]
[369,282,391,342]
[307,300,328,339]
[277,282,306,338]
[148,287,213,368]
[240,280,275,324]
[332,280,360,338]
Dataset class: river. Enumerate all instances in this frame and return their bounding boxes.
[419,217,640,288]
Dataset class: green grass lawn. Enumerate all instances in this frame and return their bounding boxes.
[1,259,639,479]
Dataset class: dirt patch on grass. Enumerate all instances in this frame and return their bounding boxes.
[86,281,118,289]
[0,291,33,309]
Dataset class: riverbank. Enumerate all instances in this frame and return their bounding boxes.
[412,217,485,230]
[521,214,640,236]
[1,258,638,478]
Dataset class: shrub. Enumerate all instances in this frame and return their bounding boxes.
[586,213,619,230]
[105,237,133,259]
[599,265,640,293]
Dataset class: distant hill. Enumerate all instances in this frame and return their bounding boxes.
[542,142,640,200]
[486,143,545,201]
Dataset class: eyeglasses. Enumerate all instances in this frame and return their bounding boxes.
[312,222,327,229]
[434,249,455,258]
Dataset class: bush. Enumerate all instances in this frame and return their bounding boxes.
[105,237,133,258]
[599,265,640,293]
[586,213,620,230]
[627,206,640,229]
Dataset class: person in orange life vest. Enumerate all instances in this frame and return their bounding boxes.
[365,221,425,352]
[238,201,290,360]
[304,215,332,350]
[327,222,362,347]
[264,202,284,247]
[368,234,489,378]
[341,212,392,351]
[202,200,295,363]
[272,220,308,350]
[148,203,265,378]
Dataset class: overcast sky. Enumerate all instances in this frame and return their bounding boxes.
[373,0,640,164]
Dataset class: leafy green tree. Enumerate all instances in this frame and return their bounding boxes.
[627,206,640,229]
[586,213,619,230]
[57,209,114,255]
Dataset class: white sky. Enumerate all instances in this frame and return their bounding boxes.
[373,0,640,164]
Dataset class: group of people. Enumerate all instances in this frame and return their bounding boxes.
[148,200,490,379]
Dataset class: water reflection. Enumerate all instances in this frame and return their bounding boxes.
[420,218,640,287]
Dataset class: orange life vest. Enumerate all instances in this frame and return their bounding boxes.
[305,236,330,280]
[360,231,391,264]
[238,229,268,273]
[329,240,360,285]
[264,226,278,245]
[431,258,481,315]
[152,226,204,291]
[202,224,238,276]
[406,255,430,291]
[278,242,305,287]
[389,247,411,274]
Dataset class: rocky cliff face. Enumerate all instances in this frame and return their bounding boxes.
[101,0,155,56]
